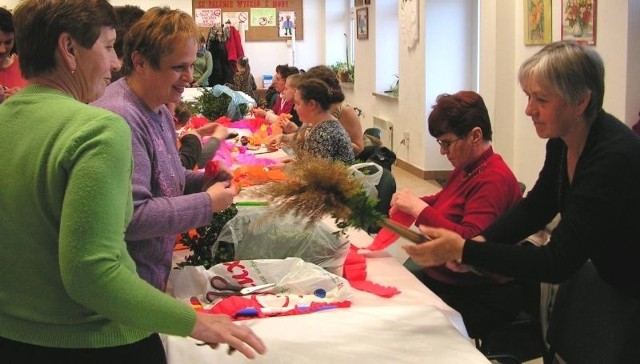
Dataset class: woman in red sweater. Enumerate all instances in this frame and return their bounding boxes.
[391,91,523,338]
[0,8,27,99]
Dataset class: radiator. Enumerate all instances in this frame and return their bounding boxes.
[372,116,394,150]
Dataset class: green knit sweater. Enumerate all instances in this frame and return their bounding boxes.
[0,85,196,348]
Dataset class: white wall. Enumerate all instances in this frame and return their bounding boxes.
[487,0,640,189]
[0,0,19,9]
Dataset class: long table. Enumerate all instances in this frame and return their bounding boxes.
[164,225,489,363]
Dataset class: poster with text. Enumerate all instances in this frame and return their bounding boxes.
[223,11,249,29]
[194,8,222,27]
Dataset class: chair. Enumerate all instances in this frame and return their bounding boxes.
[478,279,548,364]
[545,260,640,363]
[476,240,547,364]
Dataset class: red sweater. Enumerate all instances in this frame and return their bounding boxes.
[418,147,522,286]
[0,55,27,88]
[272,95,294,115]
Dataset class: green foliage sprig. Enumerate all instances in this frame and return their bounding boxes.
[195,87,232,121]
[177,204,238,269]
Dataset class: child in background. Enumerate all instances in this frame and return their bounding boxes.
[253,66,300,124]
[266,74,307,148]
[169,101,228,170]
[227,56,257,102]
[278,73,302,132]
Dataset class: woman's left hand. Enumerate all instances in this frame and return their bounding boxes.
[390,188,428,217]
[402,226,465,267]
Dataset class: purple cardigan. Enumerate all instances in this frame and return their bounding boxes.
[92,78,213,291]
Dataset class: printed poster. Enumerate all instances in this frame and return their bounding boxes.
[278,11,296,37]
[194,8,222,27]
[223,11,249,29]
[250,8,276,27]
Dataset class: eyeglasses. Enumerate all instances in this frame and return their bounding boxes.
[436,136,464,150]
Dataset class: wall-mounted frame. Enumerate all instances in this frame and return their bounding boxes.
[191,0,304,42]
[524,0,552,45]
[356,7,368,40]
[561,0,597,45]
[278,11,296,38]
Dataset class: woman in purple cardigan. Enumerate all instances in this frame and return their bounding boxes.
[93,7,235,292]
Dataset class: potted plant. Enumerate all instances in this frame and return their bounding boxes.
[384,74,399,97]
[345,63,355,83]
[330,61,351,82]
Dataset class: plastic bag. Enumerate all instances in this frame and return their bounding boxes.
[349,162,383,199]
[211,84,249,121]
[170,257,352,308]
[213,206,350,275]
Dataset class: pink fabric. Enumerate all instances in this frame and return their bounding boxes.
[211,140,277,168]
[217,117,269,133]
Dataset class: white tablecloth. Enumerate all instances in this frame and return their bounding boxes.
[165,226,489,363]
[165,305,487,364]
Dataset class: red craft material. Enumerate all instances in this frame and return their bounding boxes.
[367,210,415,251]
[342,245,401,298]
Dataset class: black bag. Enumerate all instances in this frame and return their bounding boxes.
[358,146,396,171]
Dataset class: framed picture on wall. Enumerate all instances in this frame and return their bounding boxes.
[524,0,552,45]
[561,0,597,45]
[278,11,296,38]
[356,7,368,40]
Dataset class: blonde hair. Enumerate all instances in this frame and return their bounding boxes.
[122,7,198,76]
[286,73,302,88]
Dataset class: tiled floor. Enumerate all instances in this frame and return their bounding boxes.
[391,166,442,197]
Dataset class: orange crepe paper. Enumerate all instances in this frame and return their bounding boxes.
[233,165,286,188]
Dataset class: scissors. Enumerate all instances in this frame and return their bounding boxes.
[205,276,275,302]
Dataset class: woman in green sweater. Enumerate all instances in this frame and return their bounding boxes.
[0,1,265,362]
[191,35,213,87]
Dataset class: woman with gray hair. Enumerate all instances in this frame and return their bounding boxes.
[402,41,640,359]
[0,1,265,361]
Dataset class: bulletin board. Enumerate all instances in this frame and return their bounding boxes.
[192,0,303,42]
